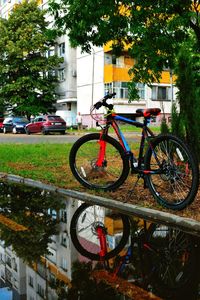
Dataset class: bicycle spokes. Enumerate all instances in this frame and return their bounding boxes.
[72,134,128,189]
[145,136,197,208]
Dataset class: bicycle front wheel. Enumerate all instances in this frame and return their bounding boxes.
[69,133,130,191]
[70,203,130,261]
[144,134,199,210]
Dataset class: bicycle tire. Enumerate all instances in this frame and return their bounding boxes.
[69,133,130,191]
[144,223,200,299]
[144,134,199,210]
[70,203,130,261]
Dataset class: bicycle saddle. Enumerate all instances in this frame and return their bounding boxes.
[136,108,161,118]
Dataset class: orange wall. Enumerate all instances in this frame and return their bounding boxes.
[104,65,132,83]
[104,64,174,84]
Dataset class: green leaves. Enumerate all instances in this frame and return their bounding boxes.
[0,0,62,117]
[49,0,198,83]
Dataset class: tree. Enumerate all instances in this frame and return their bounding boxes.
[0,182,64,263]
[49,0,200,154]
[49,0,200,79]
[0,0,63,119]
[174,36,200,154]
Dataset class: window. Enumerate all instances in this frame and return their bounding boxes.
[104,54,112,65]
[104,82,145,100]
[29,275,34,288]
[37,284,45,298]
[104,83,113,95]
[60,210,67,222]
[48,248,56,263]
[136,83,145,100]
[116,56,124,67]
[113,82,129,99]
[61,257,67,271]
[67,103,71,111]
[12,257,18,272]
[48,70,56,78]
[151,86,172,101]
[61,231,68,247]
[1,270,5,280]
[47,48,55,57]
[0,253,4,263]
[59,42,65,56]
[58,68,65,81]
[112,55,116,65]
[6,255,12,268]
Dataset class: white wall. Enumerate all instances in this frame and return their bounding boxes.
[77,47,104,122]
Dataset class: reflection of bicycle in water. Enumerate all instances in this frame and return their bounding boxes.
[69,93,199,211]
[70,203,200,299]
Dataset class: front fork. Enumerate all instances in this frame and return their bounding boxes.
[96,130,108,167]
[96,226,108,258]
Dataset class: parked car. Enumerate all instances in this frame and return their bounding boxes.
[25,115,67,135]
[3,116,29,134]
[0,117,4,132]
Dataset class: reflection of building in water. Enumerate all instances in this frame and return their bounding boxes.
[0,242,26,299]
[0,198,78,300]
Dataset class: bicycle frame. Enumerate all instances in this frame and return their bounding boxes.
[97,112,162,175]
[95,218,155,285]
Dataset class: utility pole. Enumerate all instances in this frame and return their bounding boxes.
[91,48,95,128]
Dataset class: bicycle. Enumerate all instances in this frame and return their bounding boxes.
[70,203,200,299]
[69,92,199,210]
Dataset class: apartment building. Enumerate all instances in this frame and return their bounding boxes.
[77,43,177,128]
[0,242,26,300]
[0,198,78,300]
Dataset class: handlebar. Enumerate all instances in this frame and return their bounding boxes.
[93,92,116,110]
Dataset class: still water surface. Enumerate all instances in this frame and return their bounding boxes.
[0,181,199,300]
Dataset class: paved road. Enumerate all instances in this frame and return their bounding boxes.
[0,132,141,144]
[0,133,81,144]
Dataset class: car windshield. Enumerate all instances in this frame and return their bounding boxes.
[47,116,62,121]
[14,117,29,123]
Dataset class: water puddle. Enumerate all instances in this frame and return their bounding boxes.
[0,181,198,300]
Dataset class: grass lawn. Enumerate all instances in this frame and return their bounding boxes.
[0,142,140,190]
[0,126,161,189]
[0,144,76,188]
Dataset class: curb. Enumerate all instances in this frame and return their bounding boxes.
[0,172,200,237]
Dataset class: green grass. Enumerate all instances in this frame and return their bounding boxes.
[0,144,75,188]
[0,142,140,189]
[69,124,161,134]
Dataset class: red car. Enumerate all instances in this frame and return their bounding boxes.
[25,115,66,135]
[0,117,4,132]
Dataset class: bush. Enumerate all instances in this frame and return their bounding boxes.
[160,118,170,134]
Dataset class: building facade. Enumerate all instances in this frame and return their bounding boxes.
[77,43,177,128]
[0,198,78,300]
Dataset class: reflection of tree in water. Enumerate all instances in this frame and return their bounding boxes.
[0,181,64,263]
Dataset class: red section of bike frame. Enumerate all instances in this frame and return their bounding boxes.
[96,132,106,167]
[96,227,107,258]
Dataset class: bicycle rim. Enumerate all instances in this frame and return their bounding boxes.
[70,203,130,261]
[145,134,199,210]
[69,133,129,191]
[146,223,198,291]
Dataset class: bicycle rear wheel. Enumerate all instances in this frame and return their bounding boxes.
[70,203,130,261]
[69,133,130,191]
[144,134,199,210]
[144,223,200,299]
